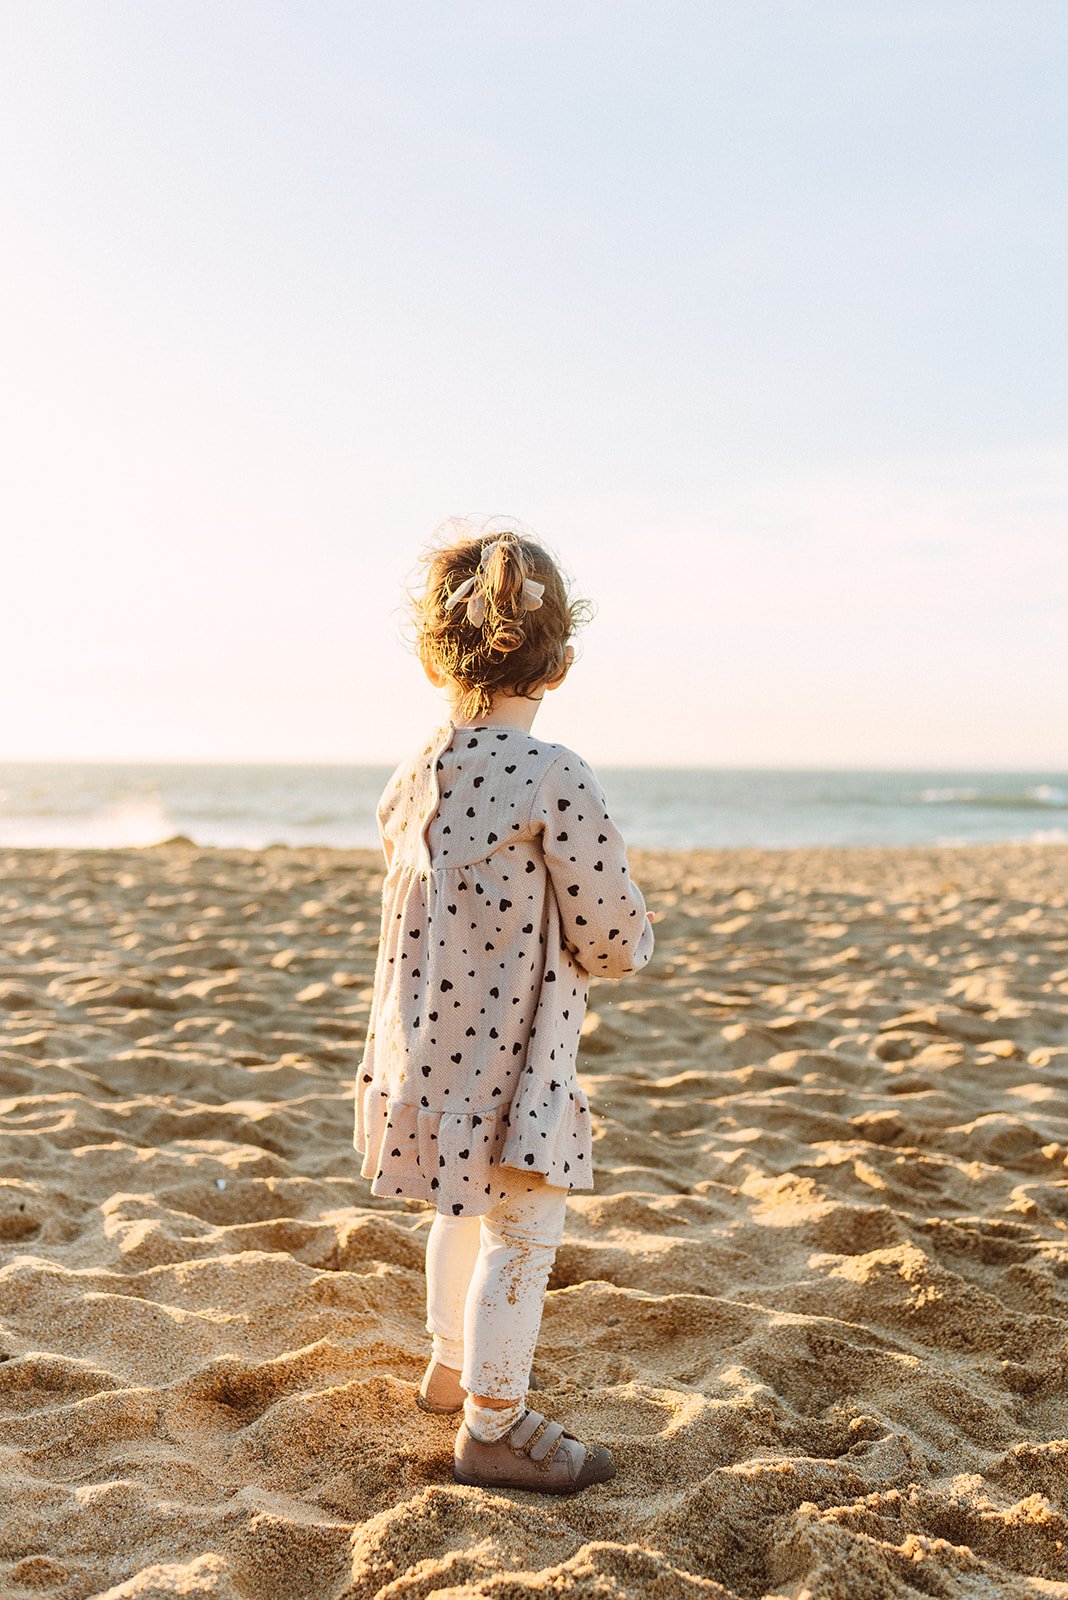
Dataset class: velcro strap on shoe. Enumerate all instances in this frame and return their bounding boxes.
[528,1419,565,1463]
[508,1409,545,1450]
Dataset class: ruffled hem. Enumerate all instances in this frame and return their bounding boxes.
[353,1075,594,1217]
[499,1065,594,1187]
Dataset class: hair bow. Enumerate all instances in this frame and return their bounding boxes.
[443,537,545,627]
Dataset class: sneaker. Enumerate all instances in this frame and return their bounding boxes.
[416,1359,466,1415]
[453,1407,616,1495]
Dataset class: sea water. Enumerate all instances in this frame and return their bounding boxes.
[0,762,1064,851]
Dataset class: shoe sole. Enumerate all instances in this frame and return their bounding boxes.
[452,1468,594,1494]
[452,1454,616,1495]
[415,1392,464,1415]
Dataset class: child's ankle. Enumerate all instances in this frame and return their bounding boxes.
[463,1394,525,1442]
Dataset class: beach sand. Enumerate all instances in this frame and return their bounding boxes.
[1,839,1066,1599]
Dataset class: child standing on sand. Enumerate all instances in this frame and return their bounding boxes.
[353,521,656,1494]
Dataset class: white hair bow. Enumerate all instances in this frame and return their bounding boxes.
[442,537,545,627]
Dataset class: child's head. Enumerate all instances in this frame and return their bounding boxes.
[408,516,593,721]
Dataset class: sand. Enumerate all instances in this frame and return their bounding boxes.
[0,839,1066,1600]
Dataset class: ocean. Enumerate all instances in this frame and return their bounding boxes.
[0,761,1064,852]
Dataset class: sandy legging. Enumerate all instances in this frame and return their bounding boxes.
[424,1167,569,1400]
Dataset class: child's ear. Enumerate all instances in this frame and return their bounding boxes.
[421,649,448,688]
[544,646,574,692]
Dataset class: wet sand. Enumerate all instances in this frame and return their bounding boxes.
[1,839,1066,1598]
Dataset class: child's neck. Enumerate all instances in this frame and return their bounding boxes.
[448,691,545,734]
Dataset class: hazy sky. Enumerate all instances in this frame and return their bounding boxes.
[1,1,1064,768]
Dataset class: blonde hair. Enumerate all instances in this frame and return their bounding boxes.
[406,516,594,722]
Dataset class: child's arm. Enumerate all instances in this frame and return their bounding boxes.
[531,751,654,981]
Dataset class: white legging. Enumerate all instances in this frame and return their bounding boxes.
[424,1167,569,1401]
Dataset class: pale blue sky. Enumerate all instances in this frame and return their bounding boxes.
[1,1,1064,766]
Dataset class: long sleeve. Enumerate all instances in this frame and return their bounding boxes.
[529,750,654,981]
[375,792,393,870]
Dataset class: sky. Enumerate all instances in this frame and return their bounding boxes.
[0,0,1064,769]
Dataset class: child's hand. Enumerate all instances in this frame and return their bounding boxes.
[647,910,658,922]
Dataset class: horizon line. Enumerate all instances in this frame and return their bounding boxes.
[0,756,1064,774]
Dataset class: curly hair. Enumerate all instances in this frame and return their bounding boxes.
[405,515,595,722]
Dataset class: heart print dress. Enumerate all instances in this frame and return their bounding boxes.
[353,718,654,1216]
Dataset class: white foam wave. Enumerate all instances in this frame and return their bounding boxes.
[0,794,179,849]
[918,785,1066,809]
[920,787,980,804]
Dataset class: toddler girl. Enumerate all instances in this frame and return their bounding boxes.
[353,521,656,1494]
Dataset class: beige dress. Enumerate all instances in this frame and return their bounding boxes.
[353,717,654,1216]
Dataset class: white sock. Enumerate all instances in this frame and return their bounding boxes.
[463,1395,525,1442]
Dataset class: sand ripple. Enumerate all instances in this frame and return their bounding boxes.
[0,841,1066,1597]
